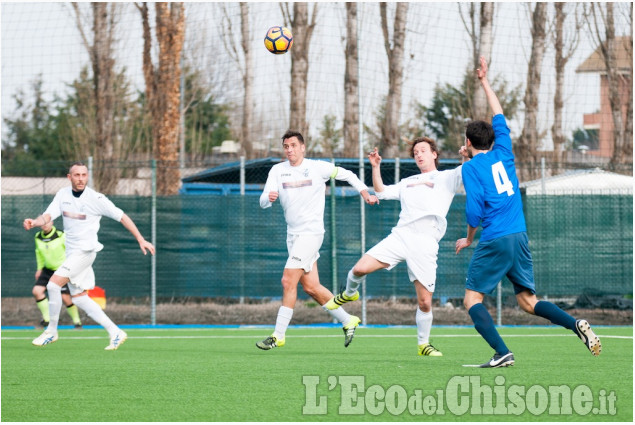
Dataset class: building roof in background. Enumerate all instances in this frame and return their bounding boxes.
[576,36,632,74]
[520,169,633,195]
[181,156,462,185]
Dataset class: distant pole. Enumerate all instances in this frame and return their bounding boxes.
[240,156,246,195]
[357,7,367,326]
[330,158,338,323]
[151,159,157,326]
[87,156,93,188]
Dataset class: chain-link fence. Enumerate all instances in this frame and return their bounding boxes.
[2,159,632,311]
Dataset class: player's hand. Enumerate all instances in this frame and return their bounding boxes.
[455,238,472,254]
[268,191,279,203]
[139,239,156,256]
[23,218,36,230]
[368,147,381,167]
[476,56,488,80]
[364,194,379,205]
[459,145,469,158]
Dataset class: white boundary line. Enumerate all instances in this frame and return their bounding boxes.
[2,333,632,341]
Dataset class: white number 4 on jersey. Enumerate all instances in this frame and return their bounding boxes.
[492,161,515,196]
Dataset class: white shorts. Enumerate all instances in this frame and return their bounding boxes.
[285,233,323,272]
[365,227,439,292]
[54,251,97,296]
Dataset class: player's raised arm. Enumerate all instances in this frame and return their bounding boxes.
[369,147,385,194]
[477,56,503,117]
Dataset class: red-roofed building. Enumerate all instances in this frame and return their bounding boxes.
[575,36,632,158]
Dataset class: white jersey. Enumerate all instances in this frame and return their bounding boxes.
[377,166,462,240]
[260,158,368,235]
[44,186,124,254]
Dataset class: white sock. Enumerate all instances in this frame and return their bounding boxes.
[45,282,62,334]
[345,269,364,296]
[322,304,351,325]
[273,306,293,340]
[73,294,119,337]
[416,308,433,345]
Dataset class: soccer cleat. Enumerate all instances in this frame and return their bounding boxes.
[74,323,83,329]
[256,334,285,350]
[32,330,58,347]
[105,330,128,351]
[39,320,49,328]
[575,319,601,356]
[418,342,443,356]
[325,291,360,310]
[343,315,361,347]
[479,352,515,368]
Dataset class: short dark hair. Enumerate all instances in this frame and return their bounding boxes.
[69,161,87,174]
[408,137,439,168]
[465,120,495,150]
[281,130,304,144]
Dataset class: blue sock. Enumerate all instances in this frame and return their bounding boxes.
[534,300,576,331]
[468,303,510,355]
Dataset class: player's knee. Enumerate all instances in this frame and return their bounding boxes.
[418,298,432,312]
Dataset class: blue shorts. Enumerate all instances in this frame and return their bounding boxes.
[465,232,535,295]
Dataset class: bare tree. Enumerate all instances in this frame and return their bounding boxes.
[379,2,408,159]
[551,3,583,171]
[588,3,632,166]
[71,2,120,193]
[460,3,494,120]
[343,2,359,158]
[281,2,318,136]
[517,2,547,182]
[136,2,185,195]
[220,3,254,158]
[624,4,633,163]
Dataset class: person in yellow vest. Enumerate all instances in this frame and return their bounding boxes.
[34,221,82,328]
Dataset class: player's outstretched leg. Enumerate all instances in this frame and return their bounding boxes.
[256,334,285,350]
[325,291,359,310]
[575,319,601,356]
[342,315,361,347]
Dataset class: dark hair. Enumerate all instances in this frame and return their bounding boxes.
[465,120,495,150]
[408,137,439,168]
[281,130,304,144]
[68,161,87,173]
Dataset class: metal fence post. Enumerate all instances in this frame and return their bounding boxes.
[239,156,245,304]
[330,158,337,323]
[151,159,157,326]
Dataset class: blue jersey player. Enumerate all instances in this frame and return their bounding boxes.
[455,57,601,368]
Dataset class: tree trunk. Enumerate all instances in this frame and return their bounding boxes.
[289,2,317,137]
[380,2,408,159]
[343,2,359,158]
[517,2,547,182]
[72,2,119,193]
[623,15,633,164]
[240,2,253,159]
[598,4,625,166]
[138,2,185,195]
[473,2,494,120]
[551,3,566,171]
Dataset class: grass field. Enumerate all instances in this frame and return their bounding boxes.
[1,325,632,422]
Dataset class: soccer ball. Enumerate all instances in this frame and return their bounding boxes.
[264,26,293,54]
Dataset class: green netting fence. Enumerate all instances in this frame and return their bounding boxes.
[2,191,632,301]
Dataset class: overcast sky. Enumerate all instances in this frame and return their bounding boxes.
[2,2,629,150]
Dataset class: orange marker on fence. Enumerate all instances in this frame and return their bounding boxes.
[88,286,106,310]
